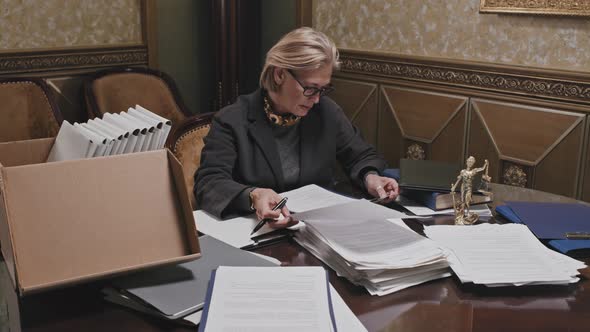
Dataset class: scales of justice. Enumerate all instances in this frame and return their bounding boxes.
[450,156,493,225]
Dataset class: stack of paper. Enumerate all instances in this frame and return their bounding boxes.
[496,203,590,258]
[47,105,171,162]
[424,223,585,286]
[294,200,451,296]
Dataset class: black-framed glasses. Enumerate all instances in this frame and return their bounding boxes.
[287,69,334,97]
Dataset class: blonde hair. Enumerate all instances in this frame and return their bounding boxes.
[260,27,340,92]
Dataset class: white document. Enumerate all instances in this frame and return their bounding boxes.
[293,199,408,222]
[303,218,444,269]
[295,214,450,297]
[135,105,172,148]
[73,123,109,157]
[182,310,203,325]
[397,195,492,217]
[329,285,368,332]
[47,121,94,162]
[74,123,115,157]
[120,111,155,151]
[94,118,130,154]
[193,185,357,249]
[84,120,121,156]
[74,123,112,157]
[126,107,162,151]
[424,223,585,286]
[103,113,140,153]
[280,184,359,213]
[201,266,335,332]
[193,210,292,249]
[115,113,146,152]
[127,107,162,150]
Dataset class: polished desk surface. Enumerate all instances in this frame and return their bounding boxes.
[1,184,590,332]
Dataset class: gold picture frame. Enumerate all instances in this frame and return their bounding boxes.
[480,0,590,17]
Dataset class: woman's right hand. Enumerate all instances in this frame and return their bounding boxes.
[250,188,298,229]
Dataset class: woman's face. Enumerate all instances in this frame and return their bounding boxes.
[272,65,333,117]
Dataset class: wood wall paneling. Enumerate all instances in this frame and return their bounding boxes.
[381,85,468,164]
[471,99,583,165]
[378,87,404,168]
[580,117,590,201]
[333,50,590,201]
[470,98,584,196]
[330,78,378,145]
[467,105,503,188]
[380,86,465,141]
[339,50,590,107]
[535,123,584,197]
[430,105,466,164]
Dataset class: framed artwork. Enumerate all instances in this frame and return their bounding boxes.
[480,0,590,17]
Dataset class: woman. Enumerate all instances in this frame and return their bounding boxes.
[195,27,398,227]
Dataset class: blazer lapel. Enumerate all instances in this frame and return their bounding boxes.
[298,106,321,187]
[247,91,285,191]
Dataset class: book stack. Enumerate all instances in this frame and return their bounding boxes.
[398,159,492,211]
[47,105,171,162]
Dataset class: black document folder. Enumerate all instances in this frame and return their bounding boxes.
[399,158,481,192]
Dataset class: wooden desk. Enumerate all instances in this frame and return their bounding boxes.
[2,184,589,332]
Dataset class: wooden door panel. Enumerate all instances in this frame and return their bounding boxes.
[378,92,403,168]
[330,78,378,145]
[535,123,583,197]
[381,86,467,141]
[380,85,467,165]
[472,99,582,163]
[468,99,584,197]
[581,118,590,201]
[430,109,466,164]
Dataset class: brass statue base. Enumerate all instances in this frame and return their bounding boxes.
[451,156,492,226]
[452,200,479,225]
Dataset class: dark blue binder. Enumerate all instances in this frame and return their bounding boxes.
[496,204,590,258]
[505,202,590,240]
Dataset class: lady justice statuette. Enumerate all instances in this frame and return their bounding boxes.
[451,156,492,225]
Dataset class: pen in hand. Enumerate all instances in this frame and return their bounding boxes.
[250,197,289,235]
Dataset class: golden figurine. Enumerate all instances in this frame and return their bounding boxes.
[451,156,490,225]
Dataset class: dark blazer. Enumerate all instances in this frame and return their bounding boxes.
[195,89,386,218]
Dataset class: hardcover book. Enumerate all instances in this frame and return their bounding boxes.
[399,158,482,192]
[402,188,492,210]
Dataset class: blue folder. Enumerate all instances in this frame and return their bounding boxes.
[505,202,590,240]
[496,204,590,258]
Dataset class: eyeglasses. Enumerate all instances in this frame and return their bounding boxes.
[287,69,334,97]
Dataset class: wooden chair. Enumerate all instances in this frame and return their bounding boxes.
[166,112,215,209]
[0,78,63,143]
[84,67,192,127]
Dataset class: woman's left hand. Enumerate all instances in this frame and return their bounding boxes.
[365,174,399,203]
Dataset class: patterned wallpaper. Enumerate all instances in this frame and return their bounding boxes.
[0,0,142,50]
[313,0,590,72]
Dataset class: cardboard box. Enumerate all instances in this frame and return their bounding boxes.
[0,138,201,295]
